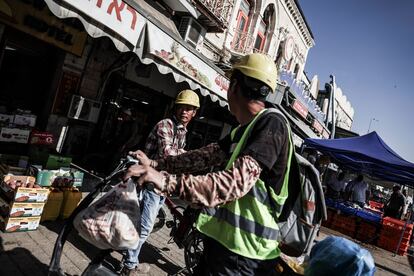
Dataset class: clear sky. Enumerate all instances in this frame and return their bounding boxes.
[299,0,414,162]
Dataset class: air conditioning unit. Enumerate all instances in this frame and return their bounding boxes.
[67,95,101,123]
[178,16,206,51]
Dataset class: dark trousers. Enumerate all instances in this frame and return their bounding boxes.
[194,236,279,276]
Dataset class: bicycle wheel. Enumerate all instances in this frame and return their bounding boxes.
[184,231,204,274]
[151,207,166,233]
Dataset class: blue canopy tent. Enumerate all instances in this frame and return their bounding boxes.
[303,132,414,188]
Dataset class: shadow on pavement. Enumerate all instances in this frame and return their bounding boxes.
[0,235,50,276]
[140,243,185,275]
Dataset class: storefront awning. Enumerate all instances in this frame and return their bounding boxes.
[276,105,319,139]
[44,0,228,107]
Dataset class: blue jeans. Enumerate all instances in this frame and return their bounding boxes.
[124,189,165,269]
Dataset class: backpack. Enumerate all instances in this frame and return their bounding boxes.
[248,108,327,257]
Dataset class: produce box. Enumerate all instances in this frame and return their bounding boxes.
[13,114,37,127]
[0,114,14,124]
[0,175,49,203]
[0,127,31,143]
[0,215,41,232]
[0,163,27,176]
[45,155,72,170]
[36,168,84,187]
[0,154,29,168]
[0,196,45,217]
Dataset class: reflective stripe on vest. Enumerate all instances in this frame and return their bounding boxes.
[196,108,294,260]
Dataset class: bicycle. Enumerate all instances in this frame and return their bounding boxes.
[48,156,142,276]
[151,196,204,275]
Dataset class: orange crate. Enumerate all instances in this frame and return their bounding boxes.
[369,200,384,209]
[382,217,413,231]
[380,226,412,239]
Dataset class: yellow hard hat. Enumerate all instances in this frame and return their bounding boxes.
[231,53,278,92]
[175,89,200,108]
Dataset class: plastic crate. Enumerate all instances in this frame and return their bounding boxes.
[369,200,384,210]
[382,217,413,231]
[337,203,358,216]
[356,209,382,224]
[380,227,412,240]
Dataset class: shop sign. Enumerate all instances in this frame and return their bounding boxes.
[292,100,308,119]
[0,0,87,56]
[147,22,228,100]
[312,119,323,134]
[45,0,145,47]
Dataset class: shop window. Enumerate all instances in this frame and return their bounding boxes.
[232,0,251,50]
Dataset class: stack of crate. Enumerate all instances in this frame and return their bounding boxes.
[331,213,357,238]
[377,217,413,255]
[356,220,379,244]
[322,208,337,228]
[0,175,49,232]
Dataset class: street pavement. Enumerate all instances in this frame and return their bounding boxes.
[1,191,414,275]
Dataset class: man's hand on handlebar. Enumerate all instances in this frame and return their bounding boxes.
[128,150,155,167]
[124,164,166,194]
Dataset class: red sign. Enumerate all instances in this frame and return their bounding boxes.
[312,119,323,134]
[30,131,54,145]
[292,100,308,119]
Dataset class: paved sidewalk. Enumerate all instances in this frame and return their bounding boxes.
[0,205,187,276]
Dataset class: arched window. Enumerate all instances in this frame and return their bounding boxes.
[254,19,267,52]
[233,0,252,52]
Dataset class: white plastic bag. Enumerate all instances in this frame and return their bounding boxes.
[73,179,140,250]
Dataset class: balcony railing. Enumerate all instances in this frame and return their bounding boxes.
[196,0,234,28]
[231,30,254,55]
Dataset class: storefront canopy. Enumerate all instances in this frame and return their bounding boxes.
[44,0,228,107]
[304,132,414,187]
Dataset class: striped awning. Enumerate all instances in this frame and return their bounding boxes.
[44,0,228,107]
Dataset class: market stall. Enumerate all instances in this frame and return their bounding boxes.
[304,132,414,255]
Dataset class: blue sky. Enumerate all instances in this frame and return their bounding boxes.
[299,0,414,162]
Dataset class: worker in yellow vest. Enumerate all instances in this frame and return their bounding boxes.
[125,53,293,275]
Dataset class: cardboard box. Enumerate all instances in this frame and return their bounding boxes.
[45,155,72,169]
[0,216,41,232]
[36,168,83,187]
[13,114,37,127]
[0,114,14,124]
[0,175,49,203]
[0,127,31,143]
[0,163,27,176]
[0,154,29,168]
[0,197,45,217]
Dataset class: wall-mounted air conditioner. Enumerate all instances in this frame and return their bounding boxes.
[67,95,101,123]
[178,16,206,51]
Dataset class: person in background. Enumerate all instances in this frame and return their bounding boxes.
[345,174,369,208]
[384,185,406,219]
[125,53,293,275]
[327,172,346,199]
[121,90,200,275]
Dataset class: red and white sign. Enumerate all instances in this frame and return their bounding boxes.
[45,0,146,47]
[30,131,54,145]
[292,100,308,119]
[312,119,323,134]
